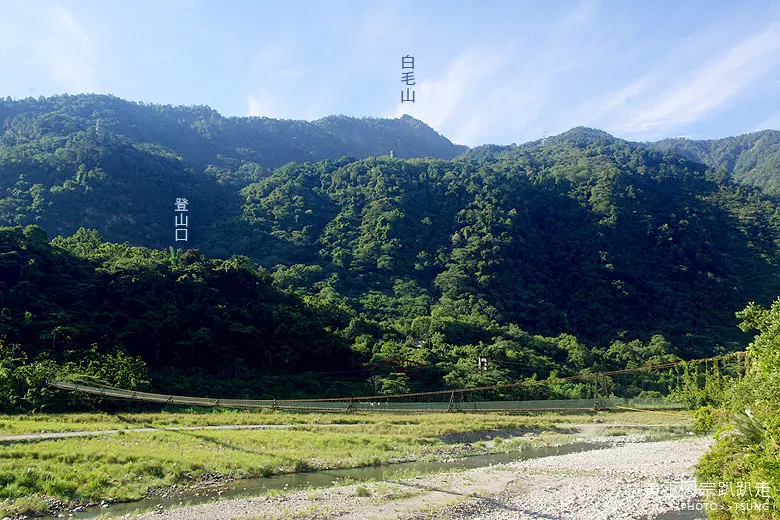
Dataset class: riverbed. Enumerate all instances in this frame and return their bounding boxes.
[94,436,709,520]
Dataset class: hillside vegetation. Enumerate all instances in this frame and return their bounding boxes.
[650,129,780,195]
[2,120,780,410]
[2,97,780,411]
[0,94,464,249]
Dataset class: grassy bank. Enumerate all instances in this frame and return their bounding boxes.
[0,409,688,436]
[0,410,691,517]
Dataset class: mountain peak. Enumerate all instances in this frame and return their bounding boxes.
[552,127,617,144]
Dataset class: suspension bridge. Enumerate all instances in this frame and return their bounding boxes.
[49,351,747,413]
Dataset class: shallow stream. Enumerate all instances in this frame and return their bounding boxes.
[56,441,607,519]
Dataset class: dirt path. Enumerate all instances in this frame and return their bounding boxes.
[116,437,709,520]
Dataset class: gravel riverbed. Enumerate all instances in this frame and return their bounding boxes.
[434,437,712,520]
[114,436,710,520]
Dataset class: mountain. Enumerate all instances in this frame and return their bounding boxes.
[0,94,466,250]
[648,130,780,195]
[0,225,359,406]
[236,127,778,359]
[3,104,780,405]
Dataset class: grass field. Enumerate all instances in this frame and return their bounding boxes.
[0,408,688,435]
[0,410,566,436]
[0,409,692,517]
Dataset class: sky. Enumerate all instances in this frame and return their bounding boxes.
[2,0,780,147]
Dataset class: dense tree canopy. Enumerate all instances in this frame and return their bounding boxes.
[0,225,357,407]
[0,94,464,249]
[237,128,780,358]
[650,130,780,195]
[2,98,780,409]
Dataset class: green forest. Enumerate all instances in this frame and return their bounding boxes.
[2,96,780,415]
[0,94,464,250]
[1,94,780,517]
[650,130,780,196]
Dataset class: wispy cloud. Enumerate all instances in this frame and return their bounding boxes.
[621,22,780,134]
[247,42,310,83]
[246,42,315,118]
[392,47,508,131]
[247,95,275,118]
[389,0,610,145]
[555,73,655,134]
[0,3,101,95]
[34,6,101,93]
[753,110,780,131]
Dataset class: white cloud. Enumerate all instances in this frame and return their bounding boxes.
[753,110,780,131]
[247,95,278,118]
[246,42,318,119]
[4,5,99,94]
[386,1,613,145]
[0,3,101,94]
[556,73,655,133]
[57,7,89,42]
[621,22,780,134]
[391,47,509,133]
[451,76,553,146]
[40,7,100,92]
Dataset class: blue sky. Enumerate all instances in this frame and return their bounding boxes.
[2,0,780,147]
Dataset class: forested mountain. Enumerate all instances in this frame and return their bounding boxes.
[649,129,780,195]
[237,127,778,360]
[0,225,361,404]
[2,98,780,407]
[0,94,465,249]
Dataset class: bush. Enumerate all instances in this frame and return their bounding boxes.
[0,342,150,413]
[668,360,727,410]
[696,300,780,517]
[693,406,719,433]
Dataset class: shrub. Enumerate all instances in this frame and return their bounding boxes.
[693,406,719,433]
[696,300,780,517]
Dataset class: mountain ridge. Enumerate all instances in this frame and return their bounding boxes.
[647,129,780,195]
[3,98,780,404]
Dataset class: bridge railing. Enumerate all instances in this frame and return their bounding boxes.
[49,380,684,413]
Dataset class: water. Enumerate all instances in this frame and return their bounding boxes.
[57,442,607,518]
